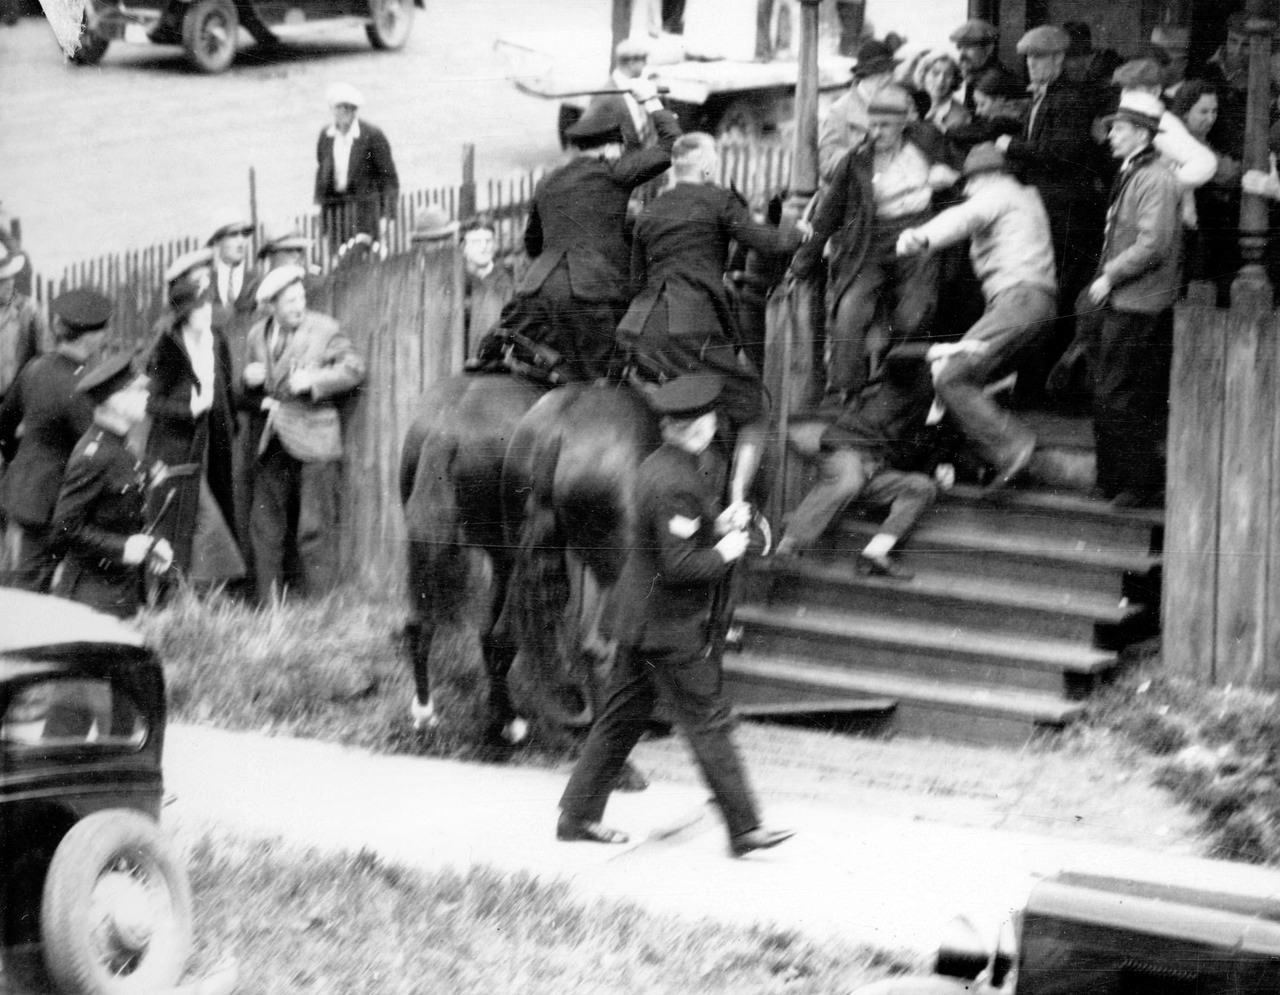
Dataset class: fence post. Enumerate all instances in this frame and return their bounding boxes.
[460,144,477,220]
[248,167,259,257]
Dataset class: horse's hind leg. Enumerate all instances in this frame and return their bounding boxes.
[405,537,439,730]
[482,553,528,746]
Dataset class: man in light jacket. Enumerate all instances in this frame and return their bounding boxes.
[898,142,1057,492]
[239,266,365,602]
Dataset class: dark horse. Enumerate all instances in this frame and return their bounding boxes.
[399,373,660,742]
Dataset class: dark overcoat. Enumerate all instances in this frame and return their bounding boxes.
[0,351,95,528]
[314,119,401,236]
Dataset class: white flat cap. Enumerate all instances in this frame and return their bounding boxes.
[326,82,364,108]
[255,264,306,304]
[164,247,214,286]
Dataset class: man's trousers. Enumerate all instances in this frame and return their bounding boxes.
[560,644,761,839]
[250,440,342,602]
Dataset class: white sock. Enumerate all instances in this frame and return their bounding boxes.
[862,533,897,559]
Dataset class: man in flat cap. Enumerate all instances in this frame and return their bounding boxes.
[897,142,1057,493]
[994,24,1104,393]
[0,244,46,412]
[557,374,793,859]
[794,85,957,406]
[495,78,679,383]
[818,38,900,184]
[315,84,400,254]
[950,18,1007,113]
[1076,91,1180,508]
[50,354,173,618]
[208,221,256,336]
[0,289,111,591]
[239,265,365,602]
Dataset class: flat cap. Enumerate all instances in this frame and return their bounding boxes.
[1150,25,1191,50]
[949,19,997,45]
[51,288,112,335]
[77,351,138,405]
[206,221,254,246]
[962,142,1010,177]
[867,84,912,117]
[0,245,25,281]
[326,81,364,108]
[1016,25,1071,56]
[1112,58,1164,90]
[615,35,650,59]
[255,264,306,304]
[1102,90,1165,133]
[648,374,724,419]
[164,247,214,285]
[256,231,312,260]
[564,102,626,148]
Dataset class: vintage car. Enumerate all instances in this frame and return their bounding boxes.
[70,0,418,73]
[0,589,193,994]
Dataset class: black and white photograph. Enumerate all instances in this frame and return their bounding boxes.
[3,0,1280,992]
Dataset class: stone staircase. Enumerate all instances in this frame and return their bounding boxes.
[723,414,1164,746]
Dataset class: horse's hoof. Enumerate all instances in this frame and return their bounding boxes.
[501,716,529,745]
[613,761,649,793]
[410,696,438,731]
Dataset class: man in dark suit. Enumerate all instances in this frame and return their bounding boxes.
[499,81,679,383]
[619,131,801,513]
[208,221,257,339]
[314,83,400,253]
[582,35,657,153]
[557,375,793,858]
[996,25,1105,380]
[0,289,111,591]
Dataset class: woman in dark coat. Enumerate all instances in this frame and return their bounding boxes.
[144,275,243,585]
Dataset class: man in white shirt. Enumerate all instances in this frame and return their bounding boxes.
[314,83,400,252]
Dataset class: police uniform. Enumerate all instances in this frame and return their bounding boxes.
[560,376,790,855]
[50,354,152,618]
[0,289,109,591]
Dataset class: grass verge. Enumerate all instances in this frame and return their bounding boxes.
[1085,642,1280,864]
[186,833,910,994]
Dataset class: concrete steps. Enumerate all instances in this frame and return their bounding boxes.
[726,434,1163,746]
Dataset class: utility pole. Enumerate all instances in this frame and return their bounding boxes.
[1233,0,1274,308]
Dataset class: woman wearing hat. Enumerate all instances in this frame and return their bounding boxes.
[50,354,173,619]
[143,274,244,589]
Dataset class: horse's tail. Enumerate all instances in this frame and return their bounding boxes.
[559,470,628,588]
[402,430,471,625]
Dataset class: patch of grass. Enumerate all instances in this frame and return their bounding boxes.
[137,586,580,767]
[185,833,909,995]
[1086,655,1280,864]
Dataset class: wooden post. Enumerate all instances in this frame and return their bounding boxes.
[460,144,477,221]
[791,0,821,199]
[248,166,259,259]
[1232,0,1274,309]
[611,0,633,72]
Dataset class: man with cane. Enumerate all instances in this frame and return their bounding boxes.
[557,374,793,858]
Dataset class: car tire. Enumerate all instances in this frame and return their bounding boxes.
[365,0,413,50]
[69,12,110,65]
[713,96,772,143]
[40,810,193,995]
[182,0,238,73]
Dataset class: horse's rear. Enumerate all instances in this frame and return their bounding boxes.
[502,381,661,725]
[400,372,544,733]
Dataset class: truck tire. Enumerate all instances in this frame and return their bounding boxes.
[713,97,771,142]
[365,0,413,50]
[40,810,193,995]
[69,12,109,65]
[182,0,238,73]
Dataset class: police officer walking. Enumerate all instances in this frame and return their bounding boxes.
[557,374,793,858]
[50,353,173,618]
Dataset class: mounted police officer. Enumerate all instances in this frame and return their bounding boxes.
[557,374,793,859]
[50,353,173,618]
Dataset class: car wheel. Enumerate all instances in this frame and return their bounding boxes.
[182,0,238,73]
[69,12,110,65]
[365,0,413,50]
[714,96,772,143]
[40,810,192,995]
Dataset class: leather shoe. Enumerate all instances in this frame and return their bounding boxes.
[730,826,795,858]
[556,813,630,845]
[856,551,913,581]
[984,438,1035,494]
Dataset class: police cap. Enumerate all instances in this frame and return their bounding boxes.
[564,102,626,149]
[949,19,997,46]
[76,351,138,405]
[1017,25,1071,56]
[648,374,724,419]
[51,288,112,337]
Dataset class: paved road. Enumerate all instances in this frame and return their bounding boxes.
[0,1,601,276]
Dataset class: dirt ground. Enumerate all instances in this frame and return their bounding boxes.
[631,717,1205,856]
